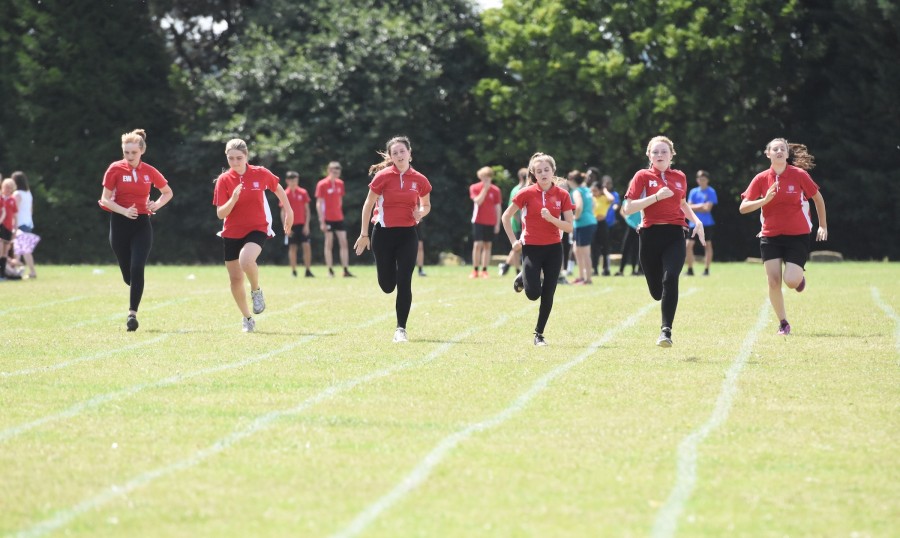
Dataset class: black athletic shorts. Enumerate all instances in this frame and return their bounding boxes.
[0,225,11,241]
[472,223,495,242]
[222,231,267,262]
[288,224,310,245]
[760,234,810,268]
[325,220,345,232]
[686,224,714,242]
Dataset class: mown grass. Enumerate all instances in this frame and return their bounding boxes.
[1,261,897,537]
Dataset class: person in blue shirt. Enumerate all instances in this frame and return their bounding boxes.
[685,170,718,276]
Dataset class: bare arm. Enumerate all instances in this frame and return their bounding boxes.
[415,193,432,222]
[811,191,828,241]
[622,187,674,216]
[273,185,293,234]
[572,190,584,220]
[354,189,379,254]
[541,207,573,234]
[472,183,490,206]
[739,183,778,214]
[502,203,521,251]
[216,184,242,220]
[303,202,310,234]
[147,185,173,214]
[100,187,138,219]
[681,198,706,246]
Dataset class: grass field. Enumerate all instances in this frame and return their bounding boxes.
[1,261,898,537]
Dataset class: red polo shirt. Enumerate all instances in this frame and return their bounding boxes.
[315,177,345,222]
[213,165,280,238]
[469,182,502,225]
[512,183,574,245]
[741,165,819,237]
[369,165,431,228]
[280,186,310,225]
[101,160,169,215]
[625,167,688,229]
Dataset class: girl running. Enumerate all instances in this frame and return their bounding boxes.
[99,129,174,331]
[501,152,574,346]
[213,139,293,332]
[354,136,432,343]
[739,138,827,335]
[622,135,705,347]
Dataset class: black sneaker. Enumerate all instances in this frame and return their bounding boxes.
[291,269,298,277]
[498,263,510,276]
[418,269,427,277]
[328,267,335,278]
[126,314,139,332]
[686,267,694,276]
[656,327,673,347]
[703,268,709,276]
[534,333,548,346]
[305,269,315,278]
[513,272,524,293]
[343,268,355,278]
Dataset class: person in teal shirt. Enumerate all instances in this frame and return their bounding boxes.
[567,170,597,284]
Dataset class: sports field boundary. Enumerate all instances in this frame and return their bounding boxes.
[871,287,900,363]
[330,292,680,538]
[11,307,529,538]
[651,300,769,538]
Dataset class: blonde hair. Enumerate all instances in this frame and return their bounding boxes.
[225,138,249,155]
[766,138,815,170]
[645,135,676,163]
[368,136,411,175]
[1,177,16,193]
[477,166,493,179]
[527,152,556,181]
[121,129,147,150]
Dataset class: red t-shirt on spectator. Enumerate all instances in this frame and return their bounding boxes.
[213,165,280,239]
[470,182,502,225]
[1,196,17,230]
[512,183,574,246]
[280,186,310,225]
[741,165,820,237]
[624,167,688,229]
[369,165,432,228]
[315,177,345,222]
[101,160,169,215]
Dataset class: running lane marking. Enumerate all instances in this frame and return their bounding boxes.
[651,300,769,538]
[0,296,87,316]
[871,287,900,363]
[12,311,526,538]
[331,296,665,538]
[0,301,364,443]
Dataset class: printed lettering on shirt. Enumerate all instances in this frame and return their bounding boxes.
[122,175,132,183]
[649,180,658,187]
[675,182,682,189]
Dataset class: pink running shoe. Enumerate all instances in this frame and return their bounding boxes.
[796,276,806,293]
[777,320,791,336]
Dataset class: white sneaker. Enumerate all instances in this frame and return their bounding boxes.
[242,317,255,333]
[393,327,408,343]
[251,288,266,314]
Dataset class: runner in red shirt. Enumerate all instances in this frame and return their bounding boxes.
[316,161,354,278]
[0,178,18,281]
[280,171,314,278]
[98,129,174,332]
[501,152,574,346]
[623,135,706,347]
[740,138,828,336]
[469,167,502,279]
[213,138,293,332]
[354,136,432,343]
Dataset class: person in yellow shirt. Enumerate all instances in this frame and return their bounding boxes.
[588,168,616,276]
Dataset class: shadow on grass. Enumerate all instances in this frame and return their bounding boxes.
[143,329,334,337]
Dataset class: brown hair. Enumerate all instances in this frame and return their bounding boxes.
[368,136,411,175]
[121,129,147,150]
[527,152,556,183]
[12,171,29,191]
[285,170,299,180]
[567,170,585,185]
[225,138,249,155]
[766,138,815,170]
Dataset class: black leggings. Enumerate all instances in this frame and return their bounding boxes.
[619,226,640,273]
[591,221,610,272]
[371,224,418,329]
[522,243,562,334]
[109,214,153,312]
[638,224,685,329]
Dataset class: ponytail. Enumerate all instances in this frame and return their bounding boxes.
[788,143,816,171]
[369,136,412,175]
[121,129,147,150]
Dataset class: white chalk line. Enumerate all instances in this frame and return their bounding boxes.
[0,300,348,442]
[12,309,525,538]
[331,297,662,538]
[0,295,88,317]
[871,287,900,363]
[651,300,769,538]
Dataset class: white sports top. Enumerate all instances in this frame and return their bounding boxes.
[14,190,33,228]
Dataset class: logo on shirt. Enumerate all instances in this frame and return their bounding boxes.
[122,174,133,183]
[675,182,682,189]
[555,200,561,208]
[787,185,796,193]
[253,182,260,189]
[649,180,658,187]
[144,175,150,183]
[410,181,418,192]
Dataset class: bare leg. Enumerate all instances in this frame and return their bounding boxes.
[288,244,298,273]
[764,259,787,321]
[324,231,334,270]
[685,239,695,269]
[481,242,492,270]
[239,242,262,292]
[704,240,713,270]
[471,242,482,271]
[783,261,804,289]
[336,230,350,269]
[417,240,424,267]
[23,252,35,277]
[578,245,593,282]
[226,260,252,318]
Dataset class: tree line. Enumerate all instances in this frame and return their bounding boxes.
[1,0,897,264]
